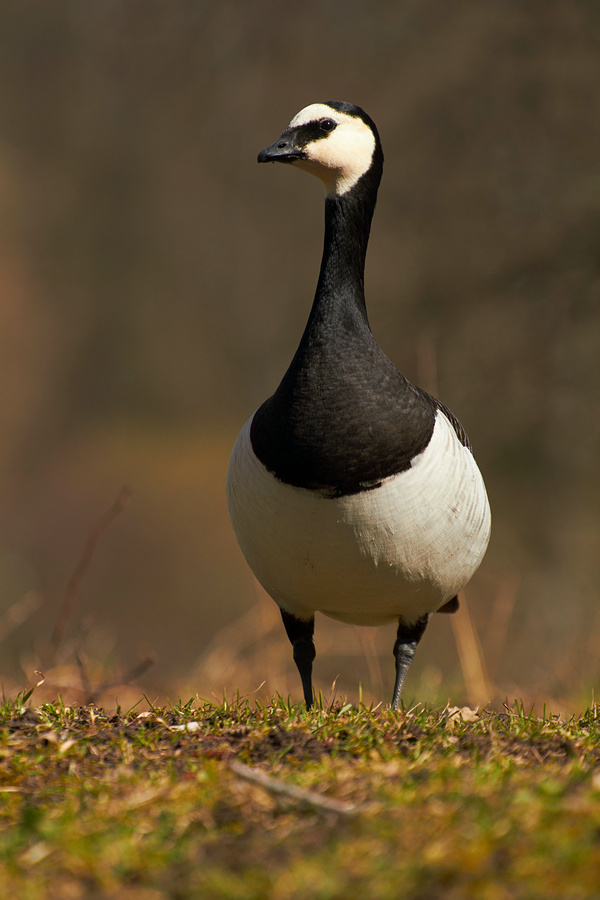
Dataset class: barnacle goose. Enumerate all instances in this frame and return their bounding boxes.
[227,102,491,709]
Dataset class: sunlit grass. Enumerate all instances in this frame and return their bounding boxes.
[2,695,600,897]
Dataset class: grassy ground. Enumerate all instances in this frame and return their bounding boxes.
[2,693,600,899]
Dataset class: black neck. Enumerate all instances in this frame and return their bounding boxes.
[301,167,381,343]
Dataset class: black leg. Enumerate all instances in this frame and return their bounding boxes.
[391,615,429,710]
[280,609,316,709]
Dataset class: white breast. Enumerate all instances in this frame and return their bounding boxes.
[226,412,491,626]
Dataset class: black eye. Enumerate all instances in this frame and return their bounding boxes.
[320,118,337,133]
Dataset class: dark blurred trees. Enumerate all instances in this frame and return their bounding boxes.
[0,0,598,699]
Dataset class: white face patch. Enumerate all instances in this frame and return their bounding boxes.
[287,103,376,197]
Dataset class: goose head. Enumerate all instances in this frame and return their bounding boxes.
[258,101,383,199]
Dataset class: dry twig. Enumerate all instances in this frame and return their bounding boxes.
[47,487,132,665]
[84,655,156,705]
[451,590,492,708]
[229,759,367,816]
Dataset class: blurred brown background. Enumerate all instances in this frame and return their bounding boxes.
[0,0,598,710]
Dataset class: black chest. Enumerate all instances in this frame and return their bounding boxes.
[250,319,437,496]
